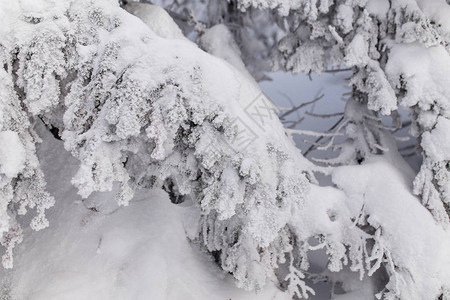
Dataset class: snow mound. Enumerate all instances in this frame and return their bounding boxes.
[123,3,185,40]
[199,24,255,82]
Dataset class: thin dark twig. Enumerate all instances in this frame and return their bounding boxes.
[303,116,344,157]
[305,111,343,118]
[277,90,302,120]
[279,94,324,120]
[287,117,305,129]
[402,151,419,157]
[393,120,412,133]
[398,144,416,152]
[324,67,352,73]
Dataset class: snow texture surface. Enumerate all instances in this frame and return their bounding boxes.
[0,131,26,179]
[0,124,290,300]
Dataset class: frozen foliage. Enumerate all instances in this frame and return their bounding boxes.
[2,0,450,299]
[386,42,450,225]
[256,0,450,226]
[182,0,450,298]
[1,0,313,293]
[0,131,25,179]
[147,0,450,229]
[330,154,450,300]
[0,0,56,268]
[142,0,284,80]
[254,0,450,297]
[0,124,290,299]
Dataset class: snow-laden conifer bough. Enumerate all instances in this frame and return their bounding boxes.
[0,0,449,299]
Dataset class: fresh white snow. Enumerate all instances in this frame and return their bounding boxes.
[0,123,289,300]
[0,131,26,179]
[1,1,450,299]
